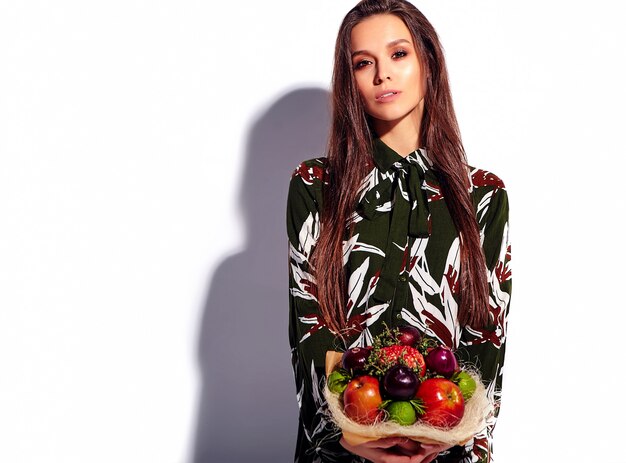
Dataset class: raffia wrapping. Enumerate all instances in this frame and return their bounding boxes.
[324,351,493,446]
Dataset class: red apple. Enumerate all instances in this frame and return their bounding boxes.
[415,378,464,428]
[343,375,383,424]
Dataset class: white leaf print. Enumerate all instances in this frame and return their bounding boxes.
[411,260,439,296]
[342,234,359,265]
[297,314,326,343]
[490,274,509,333]
[357,168,379,202]
[438,237,462,348]
[356,273,380,308]
[290,289,315,301]
[398,175,410,201]
[289,241,307,266]
[395,310,421,328]
[346,257,369,319]
[381,169,395,182]
[352,242,385,257]
[290,262,317,301]
[296,380,304,409]
[343,234,385,266]
[307,360,337,448]
[467,168,475,193]
[405,237,461,348]
[349,328,373,349]
[497,222,511,271]
[346,210,365,227]
[408,238,439,296]
[298,315,320,325]
[310,360,326,411]
[476,189,494,224]
[364,303,389,326]
[310,419,328,443]
[484,363,500,425]
[408,285,447,335]
[347,302,390,348]
[410,235,429,257]
[298,211,320,258]
[423,181,440,197]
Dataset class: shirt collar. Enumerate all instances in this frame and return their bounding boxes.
[372,137,431,173]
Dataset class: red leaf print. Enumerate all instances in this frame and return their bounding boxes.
[495,245,512,283]
[444,264,459,295]
[400,244,409,272]
[301,314,326,339]
[292,161,328,185]
[471,169,505,189]
[423,311,454,348]
[344,313,369,337]
[300,277,318,299]
[425,181,443,202]
[466,299,505,347]
[472,435,490,461]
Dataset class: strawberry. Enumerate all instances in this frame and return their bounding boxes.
[373,345,426,377]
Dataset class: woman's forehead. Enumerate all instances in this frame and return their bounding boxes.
[350,14,413,53]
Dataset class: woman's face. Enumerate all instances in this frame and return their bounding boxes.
[350,14,426,131]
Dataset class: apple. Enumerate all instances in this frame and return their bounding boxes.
[415,378,464,428]
[396,325,422,347]
[454,371,477,401]
[327,369,351,394]
[343,375,383,424]
[342,347,371,373]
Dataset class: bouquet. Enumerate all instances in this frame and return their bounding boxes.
[324,324,493,446]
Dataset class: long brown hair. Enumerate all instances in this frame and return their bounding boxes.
[313,0,489,336]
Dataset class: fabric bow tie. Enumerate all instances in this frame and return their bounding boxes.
[358,151,431,238]
[356,140,433,304]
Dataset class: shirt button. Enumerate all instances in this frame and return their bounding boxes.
[396,313,403,320]
[398,274,407,282]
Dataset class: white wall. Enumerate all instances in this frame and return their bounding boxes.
[1,1,624,462]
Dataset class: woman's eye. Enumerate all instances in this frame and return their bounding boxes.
[354,59,371,70]
[392,50,408,59]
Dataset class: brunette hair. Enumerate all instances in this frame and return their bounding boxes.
[312,0,490,336]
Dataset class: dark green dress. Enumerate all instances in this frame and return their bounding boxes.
[286,138,512,463]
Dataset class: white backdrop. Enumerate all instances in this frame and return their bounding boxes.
[1,1,625,462]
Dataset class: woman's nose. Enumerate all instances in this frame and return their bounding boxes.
[374,66,391,85]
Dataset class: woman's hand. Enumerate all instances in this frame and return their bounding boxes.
[339,436,415,463]
[402,441,453,463]
[340,436,452,463]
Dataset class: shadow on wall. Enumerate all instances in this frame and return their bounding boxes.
[191,87,331,463]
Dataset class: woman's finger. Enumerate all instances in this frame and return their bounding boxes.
[363,437,409,449]
[395,438,421,452]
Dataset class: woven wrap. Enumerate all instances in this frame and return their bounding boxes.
[324,351,493,446]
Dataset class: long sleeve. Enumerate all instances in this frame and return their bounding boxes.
[455,185,512,463]
[286,160,363,463]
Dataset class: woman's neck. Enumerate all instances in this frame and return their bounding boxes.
[373,112,423,157]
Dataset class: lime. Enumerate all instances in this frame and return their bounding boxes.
[386,401,417,426]
[327,370,350,394]
[455,371,477,400]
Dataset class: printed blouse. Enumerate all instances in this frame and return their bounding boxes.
[287,137,512,463]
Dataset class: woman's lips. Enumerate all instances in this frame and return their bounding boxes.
[375,90,401,102]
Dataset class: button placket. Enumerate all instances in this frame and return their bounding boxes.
[357,141,433,326]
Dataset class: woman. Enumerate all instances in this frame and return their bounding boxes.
[286,1,511,462]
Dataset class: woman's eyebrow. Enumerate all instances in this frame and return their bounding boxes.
[351,38,411,58]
